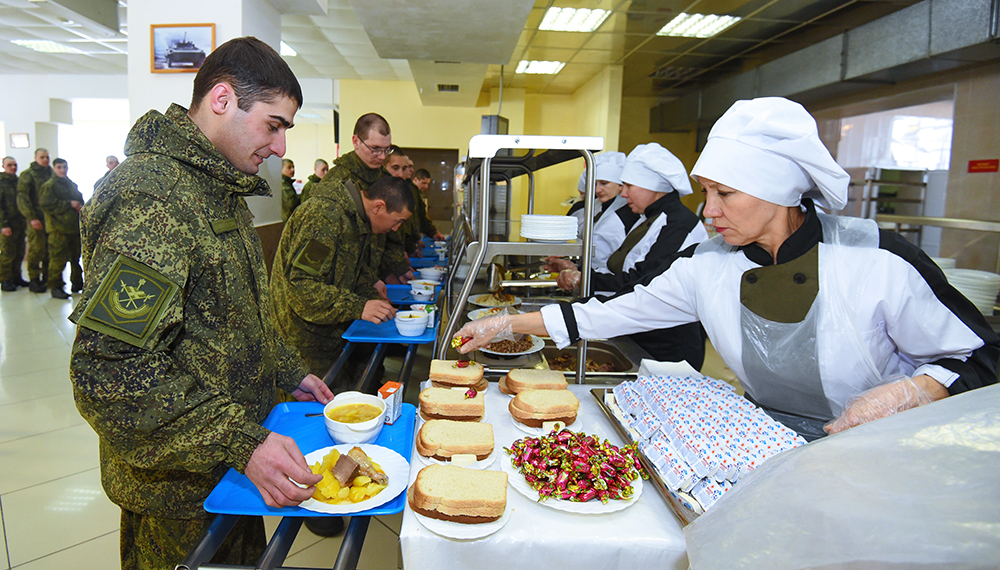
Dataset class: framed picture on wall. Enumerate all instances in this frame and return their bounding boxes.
[151,23,215,73]
[9,133,29,149]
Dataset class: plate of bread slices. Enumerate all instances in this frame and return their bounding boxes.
[408,464,510,539]
[299,444,409,515]
[508,389,581,435]
[418,386,488,423]
[416,419,498,470]
[498,368,568,397]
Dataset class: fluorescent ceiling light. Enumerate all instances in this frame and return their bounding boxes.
[280,41,296,57]
[11,39,84,54]
[515,60,566,74]
[539,7,610,32]
[657,13,742,38]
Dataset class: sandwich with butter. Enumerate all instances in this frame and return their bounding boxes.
[499,368,568,395]
[408,464,507,524]
[416,419,494,461]
[429,359,488,391]
[419,387,486,422]
[508,389,579,428]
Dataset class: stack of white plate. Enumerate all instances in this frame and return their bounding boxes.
[931,257,957,270]
[519,214,578,242]
[943,268,1000,315]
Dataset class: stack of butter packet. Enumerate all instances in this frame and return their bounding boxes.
[612,375,805,513]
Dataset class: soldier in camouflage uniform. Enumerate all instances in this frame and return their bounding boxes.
[17,148,52,293]
[326,113,413,283]
[384,149,425,255]
[39,158,84,299]
[270,175,414,388]
[1,156,29,291]
[299,158,327,203]
[68,37,334,570]
[280,158,299,222]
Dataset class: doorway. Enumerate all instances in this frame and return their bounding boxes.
[402,147,459,234]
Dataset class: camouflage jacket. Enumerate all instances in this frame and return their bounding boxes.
[414,184,438,238]
[270,179,382,356]
[300,173,321,203]
[281,174,299,223]
[17,161,52,221]
[327,152,411,278]
[39,175,83,234]
[69,103,309,519]
[0,172,25,228]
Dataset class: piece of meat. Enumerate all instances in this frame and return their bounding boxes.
[348,447,389,485]
[331,454,359,486]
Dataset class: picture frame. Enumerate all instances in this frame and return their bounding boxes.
[9,133,29,149]
[150,23,215,73]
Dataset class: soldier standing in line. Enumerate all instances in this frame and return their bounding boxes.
[299,157,327,203]
[1,156,29,291]
[39,158,84,299]
[17,148,52,293]
[280,157,299,222]
[94,155,120,191]
[68,37,334,570]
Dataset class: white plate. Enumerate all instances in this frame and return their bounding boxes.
[416,445,500,470]
[410,500,511,540]
[509,412,581,436]
[500,454,642,514]
[478,334,545,357]
[468,306,520,321]
[469,294,523,308]
[298,444,408,515]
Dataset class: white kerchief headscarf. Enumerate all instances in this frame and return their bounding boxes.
[619,143,693,196]
[690,97,849,210]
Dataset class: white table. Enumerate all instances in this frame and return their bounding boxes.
[400,383,689,570]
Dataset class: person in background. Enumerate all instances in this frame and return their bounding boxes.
[281,158,299,223]
[17,147,52,293]
[402,155,415,180]
[412,168,446,242]
[300,158,328,203]
[94,155,119,191]
[384,147,423,255]
[68,37,334,569]
[39,157,84,299]
[0,156,29,291]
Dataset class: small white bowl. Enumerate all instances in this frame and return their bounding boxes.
[323,392,386,444]
[418,267,445,282]
[395,310,430,336]
[433,240,447,248]
[410,289,433,301]
[410,279,437,293]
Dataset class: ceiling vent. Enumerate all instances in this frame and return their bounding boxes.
[437,84,460,92]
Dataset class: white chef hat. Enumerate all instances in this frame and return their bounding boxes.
[690,97,849,210]
[576,151,627,192]
[619,143,693,196]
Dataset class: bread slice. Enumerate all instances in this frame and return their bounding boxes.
[416,420,494,461]
[408,464,507,524]
[428,359,485,388]
[509,389,579,428]
[432,377,488,392]
[500,368,567,395]
[419,387,485,422]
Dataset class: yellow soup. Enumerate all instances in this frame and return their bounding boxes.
[327,403,382,423]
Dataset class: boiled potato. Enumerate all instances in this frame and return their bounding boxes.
[308,448,388,505]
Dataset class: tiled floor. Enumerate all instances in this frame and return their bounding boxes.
[0,279,404,570]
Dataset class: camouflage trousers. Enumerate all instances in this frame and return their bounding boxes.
[24,224,47,281]
[46,231,82,289]
[119,510,265,570]
[0,219,26,281]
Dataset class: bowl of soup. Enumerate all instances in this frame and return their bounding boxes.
[323,391,386,444]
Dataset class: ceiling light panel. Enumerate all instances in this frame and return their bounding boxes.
[539,7,610,32]
[515,60,565,74]
[11,39,84,54]
[657,13,742,38]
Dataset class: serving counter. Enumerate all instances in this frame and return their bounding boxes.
[399,383,688,570]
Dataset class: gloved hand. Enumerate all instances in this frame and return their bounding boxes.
[824,374,943,434]
[556,269,581,291]
[542,256,577,273]
[452,313,514,354]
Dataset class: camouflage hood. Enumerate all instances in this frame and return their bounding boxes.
[124,103,270,197]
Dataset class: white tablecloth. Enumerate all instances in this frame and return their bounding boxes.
[400,383,689,570]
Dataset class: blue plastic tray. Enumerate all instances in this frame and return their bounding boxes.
[410,256,446,268]
[342,314,437,344]
[204,402,416,517]
[386,283,438,305]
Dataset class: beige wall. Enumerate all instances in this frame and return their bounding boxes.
[285,122,337,180]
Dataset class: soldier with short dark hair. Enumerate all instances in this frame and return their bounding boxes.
[39,157,84,299]
[68,36,334,570]
[0,156,28,291]
[17,147,52,292]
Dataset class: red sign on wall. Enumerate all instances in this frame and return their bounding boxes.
[968,159,999,173]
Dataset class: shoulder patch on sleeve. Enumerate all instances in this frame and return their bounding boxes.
[77,254,179,348]
[292,239,332,277]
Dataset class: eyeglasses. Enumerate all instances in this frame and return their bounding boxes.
[359,139,391,157]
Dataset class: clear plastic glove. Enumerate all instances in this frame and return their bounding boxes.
[556,269,581,291]
[452,313,514,354]
[542,256,577,273]
[825,375,942,434]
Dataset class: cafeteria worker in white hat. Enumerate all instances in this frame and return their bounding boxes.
[457,97,999,440]
[563,151,636,248]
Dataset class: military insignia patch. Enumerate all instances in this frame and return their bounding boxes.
[77,255,178,347]
[292,239,332,277]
